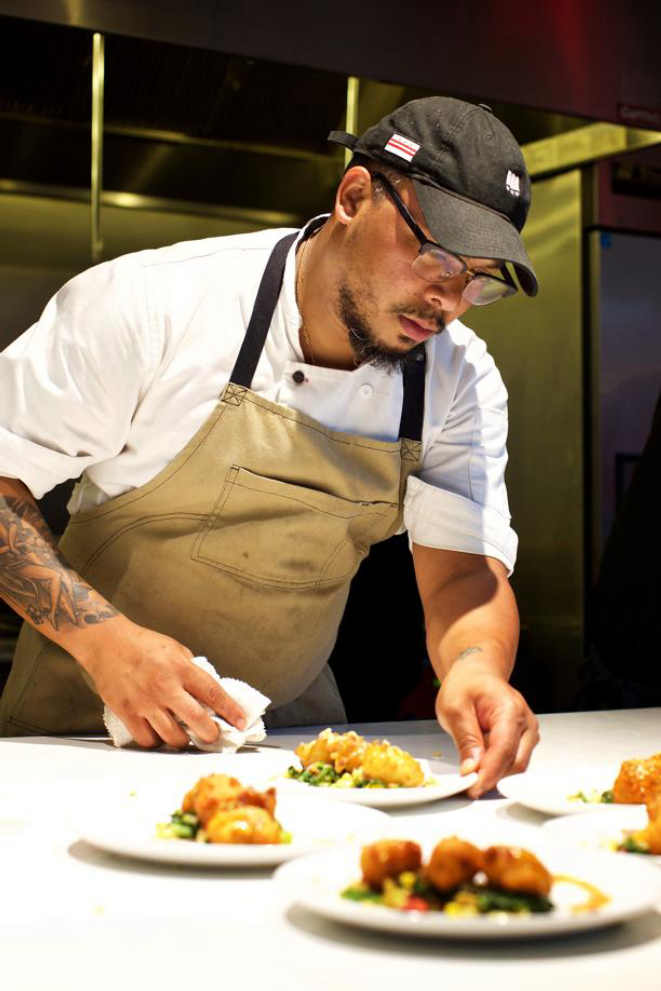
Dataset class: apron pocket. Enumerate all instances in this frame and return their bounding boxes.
[191,465,397,588]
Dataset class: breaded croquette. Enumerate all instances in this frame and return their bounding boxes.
[362,741,425,787]
[181,773,276,826]
[360,839,423,889]
[205,805,284,844]
[482,845,553,897]
[425,836,484,892]
[613,754,661,805]
[295,728,366,773]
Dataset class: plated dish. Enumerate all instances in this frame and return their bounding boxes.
[278,728,477,808]
[499,752,661,817]
[543,808,661,865]
[75,776,388,866]
[275,828,661,939]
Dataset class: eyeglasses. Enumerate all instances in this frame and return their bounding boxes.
[371,171,517,307]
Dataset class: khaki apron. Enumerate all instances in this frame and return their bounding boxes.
[0,225,425,735]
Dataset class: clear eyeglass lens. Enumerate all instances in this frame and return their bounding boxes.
[413,246,465,282]
[463,276,511,306]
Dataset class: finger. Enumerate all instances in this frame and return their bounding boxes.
[170,690,220,745]
[437,698,485,776]
[186,669,247,730]
[467,710,527,796]
[506,718,540,776]
[145,707,190,749]
[121,714,162,749]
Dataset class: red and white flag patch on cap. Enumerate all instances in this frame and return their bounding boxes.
[384,133,420,162]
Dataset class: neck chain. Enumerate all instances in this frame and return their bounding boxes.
[296,233,318,366]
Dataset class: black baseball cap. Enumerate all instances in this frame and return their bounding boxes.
[329,96,538,297]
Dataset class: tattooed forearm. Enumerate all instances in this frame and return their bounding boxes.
[0,493,118,632]
[454,646,483,662]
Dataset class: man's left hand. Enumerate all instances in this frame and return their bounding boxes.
[435,658,539,798]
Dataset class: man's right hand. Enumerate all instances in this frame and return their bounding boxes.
[0,477,246,749]
[73,616,247,748]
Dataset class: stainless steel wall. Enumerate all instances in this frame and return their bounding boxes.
[464,171,585,709]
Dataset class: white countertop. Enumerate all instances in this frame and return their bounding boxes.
[2,708,661,991]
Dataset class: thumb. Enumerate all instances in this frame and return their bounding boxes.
[439,703,485,775]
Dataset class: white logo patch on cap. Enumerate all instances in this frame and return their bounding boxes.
[506,170,521,196]
[384,133,420,162]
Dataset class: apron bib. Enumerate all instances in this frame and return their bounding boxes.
[0,225,425,735]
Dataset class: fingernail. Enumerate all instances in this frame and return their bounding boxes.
[460,757,477,774]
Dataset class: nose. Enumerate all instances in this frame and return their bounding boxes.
[422,275,465,311]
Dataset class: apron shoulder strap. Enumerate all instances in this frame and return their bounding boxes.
[229,231,298,387]
[399,345,426,442]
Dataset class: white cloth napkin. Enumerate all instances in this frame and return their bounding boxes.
[103,656,271,752]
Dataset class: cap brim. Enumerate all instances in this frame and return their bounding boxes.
[413,179,538,297]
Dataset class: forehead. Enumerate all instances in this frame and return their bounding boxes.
[399,178,500,269]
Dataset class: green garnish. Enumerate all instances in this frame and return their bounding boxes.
[618,836,651,854]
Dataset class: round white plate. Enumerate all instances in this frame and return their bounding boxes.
[275,826,661,939]
[497,765,641,816]
[275,764,477,808]
[75,783,390,867]
[542,808,661,866]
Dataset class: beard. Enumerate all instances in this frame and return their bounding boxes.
[337,280,445,374]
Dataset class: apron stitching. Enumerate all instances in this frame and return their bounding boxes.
[68,402,230,525]
[241,391,403,453]
[73,513,209,575]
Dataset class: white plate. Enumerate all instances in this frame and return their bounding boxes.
[275,764,477,808]
[542,809,661,866]
[275,825,661,939]
[74,782,389,867]
[497,765,641,816]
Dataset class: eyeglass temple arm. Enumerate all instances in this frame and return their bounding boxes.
[370,171,429,244]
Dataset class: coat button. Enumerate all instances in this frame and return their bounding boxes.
[292,370,306,384]
[359,384,373,399]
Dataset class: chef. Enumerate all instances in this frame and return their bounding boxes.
[0,96,539,796]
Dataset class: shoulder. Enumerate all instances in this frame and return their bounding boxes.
[136,227,299,273]
[426,318,507,408]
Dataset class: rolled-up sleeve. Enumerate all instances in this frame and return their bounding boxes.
[0,255,153,499]
[403,321,518,575]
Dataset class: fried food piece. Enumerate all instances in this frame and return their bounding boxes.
[482,845,553,897]
[360,839,422,889]
[182,774,276,826]
[205,805,284,844]
[635,787,661,855]
[362,741,425,787]
[295,728,366,773]
[613,754,661,805]
[425,837,484,892]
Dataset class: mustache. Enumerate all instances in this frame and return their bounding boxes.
[392,306,446,333]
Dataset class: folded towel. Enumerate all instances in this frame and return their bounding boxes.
[103,656,271,752]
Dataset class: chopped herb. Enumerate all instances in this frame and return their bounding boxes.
[618,836,651,854]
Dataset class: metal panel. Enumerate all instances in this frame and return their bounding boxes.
[464,171,584,710]
[1,0,660,126]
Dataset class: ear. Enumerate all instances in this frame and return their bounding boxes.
[334,166,373,226]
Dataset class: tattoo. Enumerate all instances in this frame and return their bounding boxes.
[0,494,118,632]
[455,646,483,662]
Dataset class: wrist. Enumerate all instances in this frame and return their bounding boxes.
[63,612,133,673]
[442,642,512,682]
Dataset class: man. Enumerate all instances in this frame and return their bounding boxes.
[0,96,539,796]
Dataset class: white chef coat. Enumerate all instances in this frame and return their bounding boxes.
[0,221,518,571]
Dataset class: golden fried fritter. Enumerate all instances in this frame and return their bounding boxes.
[362,741,425,787]
[295,728,366,773]
[181,773,276,826]
[482,845,552,897]
[205,805,284,845]
[613,754,661,805]
[360,839,422,889]
[425,837,484,892]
